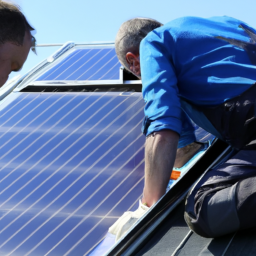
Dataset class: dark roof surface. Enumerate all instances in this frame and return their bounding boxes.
[137,200,256,256]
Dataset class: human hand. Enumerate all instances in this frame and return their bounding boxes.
[108,200,149,242]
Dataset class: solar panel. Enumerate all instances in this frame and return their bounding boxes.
[36,47,121,82]
[0,89,214,256]
[0,91,145,256]
[195,125,214,143]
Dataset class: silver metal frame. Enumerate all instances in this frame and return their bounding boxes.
[12,42,76,92]
[29,80,141,86]
[47,41,75,62]
[36,41,115,47]
[0,75,22,101]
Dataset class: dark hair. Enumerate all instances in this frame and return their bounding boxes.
[115,18,162,70]
[0,1,36,49]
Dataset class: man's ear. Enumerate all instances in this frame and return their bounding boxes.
[125,52,140,76]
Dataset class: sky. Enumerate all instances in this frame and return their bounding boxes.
[6,0,256,82]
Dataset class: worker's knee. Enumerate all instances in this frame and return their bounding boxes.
[185,184,241,238]
[184,190,215,238]
[237,177,256,229]
[184,210,213,238]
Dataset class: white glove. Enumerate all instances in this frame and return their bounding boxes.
[109,200,149,242]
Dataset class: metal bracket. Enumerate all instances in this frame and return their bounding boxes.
[47,41,75,63]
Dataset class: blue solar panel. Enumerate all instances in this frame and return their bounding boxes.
[195,125,214,143]
[36,48,121,82]
[0,91,145,256]
[0,90,213,256]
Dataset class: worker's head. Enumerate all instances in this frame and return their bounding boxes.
[115,18,162,78]
[0,1,36,86]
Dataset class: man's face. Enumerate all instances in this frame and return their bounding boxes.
[0,31,32,87]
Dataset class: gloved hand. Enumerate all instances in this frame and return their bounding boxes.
[109,200,149,242]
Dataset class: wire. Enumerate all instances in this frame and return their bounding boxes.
[170,230,193,256]
[221,231,237,256]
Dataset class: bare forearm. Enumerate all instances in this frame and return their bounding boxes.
[142,130,179,207]
[174,142,203,168]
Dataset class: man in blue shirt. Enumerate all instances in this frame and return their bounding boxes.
[111,16,256,239]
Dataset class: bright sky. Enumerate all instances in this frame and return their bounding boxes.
[7,0,256,81]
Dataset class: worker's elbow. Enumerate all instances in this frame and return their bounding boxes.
[147,129,179,143]
[145,130,179,154]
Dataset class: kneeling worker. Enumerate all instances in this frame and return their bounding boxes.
[109,16,256,240]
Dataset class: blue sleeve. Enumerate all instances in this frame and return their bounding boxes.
[178,110,196,148]
[140,30,182,137]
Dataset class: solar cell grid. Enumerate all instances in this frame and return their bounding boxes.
[0,91,145,256]
[0,90,214,256]
[36,47,121,82]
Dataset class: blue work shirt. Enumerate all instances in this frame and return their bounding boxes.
[140,16,256,148]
